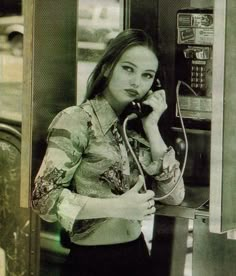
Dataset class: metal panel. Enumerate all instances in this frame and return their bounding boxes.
[31,0,78,179]
[20,0,34,209]
[21,0,78,274]
[221,0,236,231]
[209,0,226,234]
[21,0,78,204]
[193,216,236,276]
[210,0,236,233]
[152,216,189,276]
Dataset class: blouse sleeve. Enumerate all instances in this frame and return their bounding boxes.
[31,106,90,232]
[138,145,185,205]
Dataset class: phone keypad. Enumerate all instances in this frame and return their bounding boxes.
[191,64,206,89]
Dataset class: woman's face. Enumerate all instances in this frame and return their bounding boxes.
[103,45,158,113]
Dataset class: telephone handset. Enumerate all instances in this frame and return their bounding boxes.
[122,78,163,120]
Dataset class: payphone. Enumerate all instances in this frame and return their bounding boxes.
[175,8,213,130]
[172,8,213,186]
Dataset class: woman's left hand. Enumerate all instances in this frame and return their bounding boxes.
[141,89,167,127]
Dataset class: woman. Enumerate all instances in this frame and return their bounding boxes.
[32,29,185,276]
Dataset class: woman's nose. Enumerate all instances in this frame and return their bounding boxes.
[130,74,140,88]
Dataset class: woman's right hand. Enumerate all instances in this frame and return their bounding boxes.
[118,175,156,220]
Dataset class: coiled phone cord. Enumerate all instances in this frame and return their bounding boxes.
[122,80,189,201]
[122,115,148,192]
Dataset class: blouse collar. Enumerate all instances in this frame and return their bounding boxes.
[90,94,119,135]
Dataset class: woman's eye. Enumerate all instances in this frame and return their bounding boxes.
[122,66,134,73]
[143,73,154,80]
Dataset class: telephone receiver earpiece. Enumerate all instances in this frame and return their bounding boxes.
[151,78,162,92]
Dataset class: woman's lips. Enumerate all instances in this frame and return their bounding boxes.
[124,88,139,97]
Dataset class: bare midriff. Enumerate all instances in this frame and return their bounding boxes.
[71,218,142,246]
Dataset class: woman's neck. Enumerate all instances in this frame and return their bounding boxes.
[103,90,125,116]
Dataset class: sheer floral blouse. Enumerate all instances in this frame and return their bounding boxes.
[32,94,185,242]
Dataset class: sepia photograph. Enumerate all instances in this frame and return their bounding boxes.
[0,0,236,275]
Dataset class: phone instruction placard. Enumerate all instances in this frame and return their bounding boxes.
[177,13,214,45]
[176,96,212,120]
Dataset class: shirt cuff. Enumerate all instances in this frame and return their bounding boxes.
[139,146,179,179]
[154,168,185,205]
[57,189,89,232]
[154,147,180,181]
